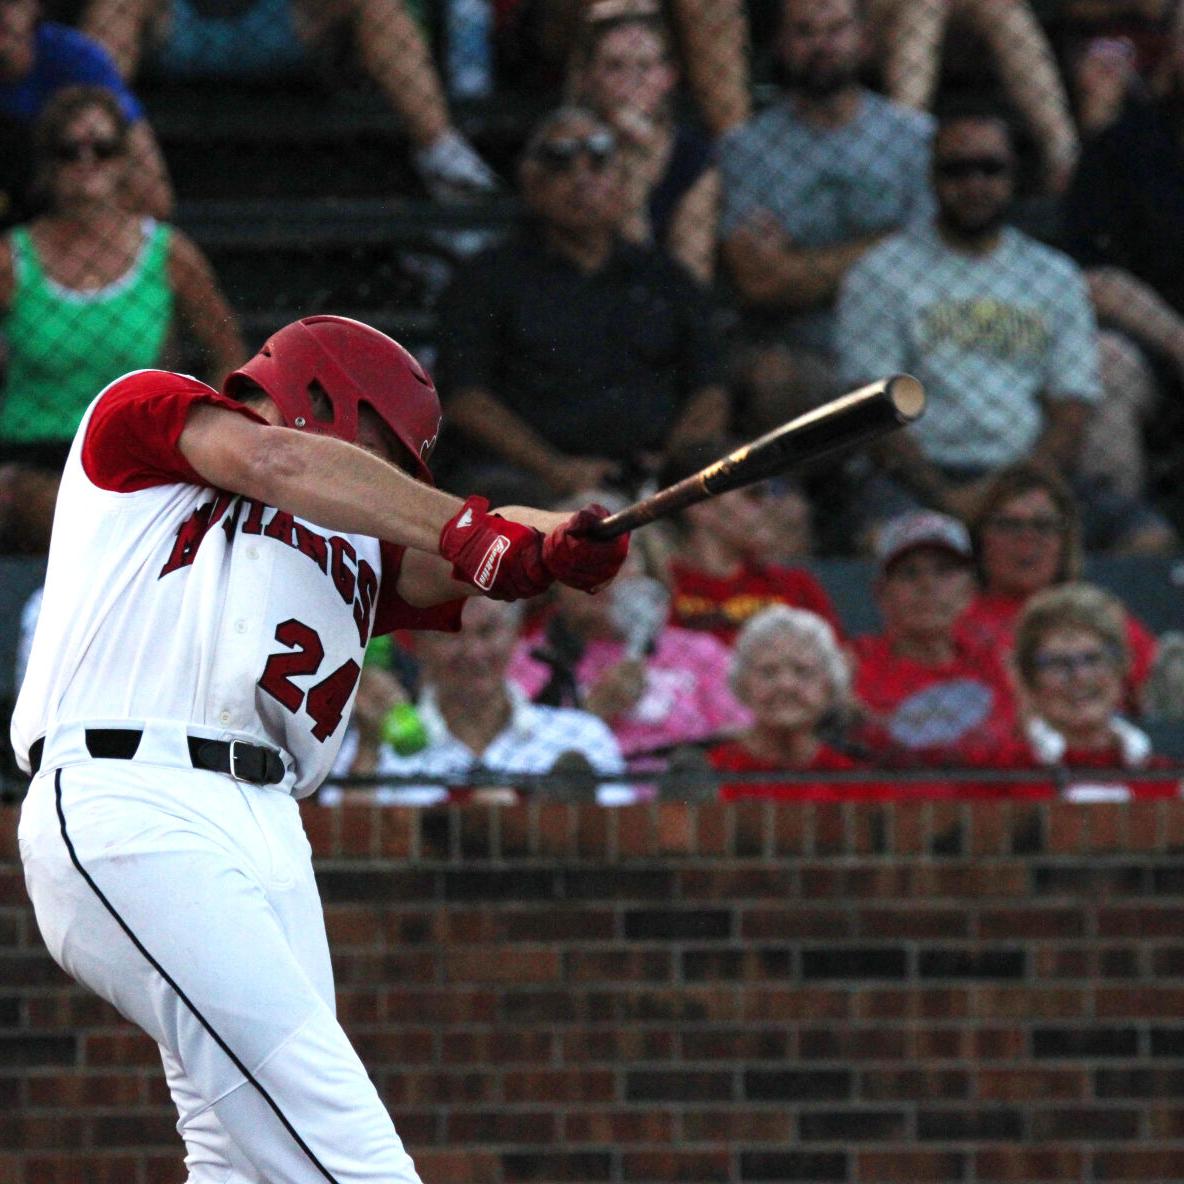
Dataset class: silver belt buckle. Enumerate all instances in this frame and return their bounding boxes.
[228,739,251,782]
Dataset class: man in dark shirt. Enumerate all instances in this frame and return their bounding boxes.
[434,105,730,497]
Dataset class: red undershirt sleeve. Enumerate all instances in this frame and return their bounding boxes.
[82,371,267,492]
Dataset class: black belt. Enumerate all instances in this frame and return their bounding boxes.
[29,729,285,786]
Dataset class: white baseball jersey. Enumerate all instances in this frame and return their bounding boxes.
[12,369,463,796]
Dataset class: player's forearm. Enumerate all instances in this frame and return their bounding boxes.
[224,425,464,553]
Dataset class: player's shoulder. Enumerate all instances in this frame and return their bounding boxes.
[92,369,218,418]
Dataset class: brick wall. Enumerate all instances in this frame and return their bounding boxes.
[3,799,1184,1183]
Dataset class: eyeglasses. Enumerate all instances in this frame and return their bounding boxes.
[1032,647,1119,679]
[984,514,1065,538]
[52,137,123,164]
[935,156,1012,180]
[532,131,617,173]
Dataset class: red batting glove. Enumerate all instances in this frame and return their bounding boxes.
[439,496,553,601]
[543,504,631,593]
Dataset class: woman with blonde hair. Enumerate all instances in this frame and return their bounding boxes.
[997,583,1181,799]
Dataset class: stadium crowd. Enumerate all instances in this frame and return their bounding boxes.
[3,0,1184,802]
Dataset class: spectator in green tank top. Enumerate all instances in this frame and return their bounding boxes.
[0,85,246,554]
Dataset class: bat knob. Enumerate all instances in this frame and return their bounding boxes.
[888,374,926,422]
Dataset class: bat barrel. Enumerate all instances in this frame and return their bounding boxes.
[586,374,925,540]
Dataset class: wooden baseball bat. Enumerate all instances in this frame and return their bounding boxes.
[586,374,925,539]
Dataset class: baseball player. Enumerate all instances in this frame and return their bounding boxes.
[13,314,628,1184]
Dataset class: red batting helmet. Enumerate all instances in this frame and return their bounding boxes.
[224,315,441,483]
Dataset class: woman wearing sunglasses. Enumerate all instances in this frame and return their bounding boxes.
[957,461,1158,714]
[0,84,245,553]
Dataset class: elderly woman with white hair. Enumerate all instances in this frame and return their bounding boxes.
[708,605,884,801]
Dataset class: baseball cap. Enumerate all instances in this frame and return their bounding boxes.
[875,510,972,573]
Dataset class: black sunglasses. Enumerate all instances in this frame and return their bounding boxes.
[52,137,124,164]
[532,131,617,173]
[935,156,1012,180]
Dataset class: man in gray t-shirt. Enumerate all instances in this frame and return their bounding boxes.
[838,108,1169,551]
[718,0,933,431]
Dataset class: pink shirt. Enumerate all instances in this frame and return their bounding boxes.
[508,626,751,757]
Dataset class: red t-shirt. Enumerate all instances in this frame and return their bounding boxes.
[957,591,1156,711]
[668,558,842,644]
[984,737,1182,801]
[850,634,1016,762]
[709,740,898,801]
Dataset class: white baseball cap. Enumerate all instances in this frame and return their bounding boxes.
[875,510,973,573]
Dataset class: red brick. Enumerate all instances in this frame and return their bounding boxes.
[534,803,575,857]
[680,1108,791,1141]
[1099,907,1184,938]
[81,1032,159,1067]
[562,1028,676,1062]
[859,1068,970,1100]
[891,800,926,855]
[444,1110,559,1143]
[1086,803,1127,851]
[567,1109,676,1143]
[1125,801,1161,851]
[376,805,414,858]
[617,806,657,858]
[978,1067,1088,1101]
[856,907,968,939]
[1163,801,1184,849]
[1147,1107,1184,1138]
[621,1150,730,1181]
[1092,1148,1184,1179]
[413,1150,500,1184]
[25,1072,144,1107]
[443,947,560,984]
[972,986,1087,1019]
[501,1069,615,1103]
[733,801,769,856]
[20,1156,143,1184]
[970,1027,1028,1060]
[975,1148,1085,1180]
[324,905,385,947]
[656,803,695,854]
[1095,987,1184,1018]
[1046,802,1089,852]
[694,803,730,856]
[575,803,613,858]
[337,802,377,856]
[742,987,849,1021]
[740,907,851,940]
[441,1030,553,1065]
[856,1150,967,1181]
[968,801,1010,856]
[770,804,807,855]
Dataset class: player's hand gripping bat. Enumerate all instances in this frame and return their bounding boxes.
[584,375,926,540]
